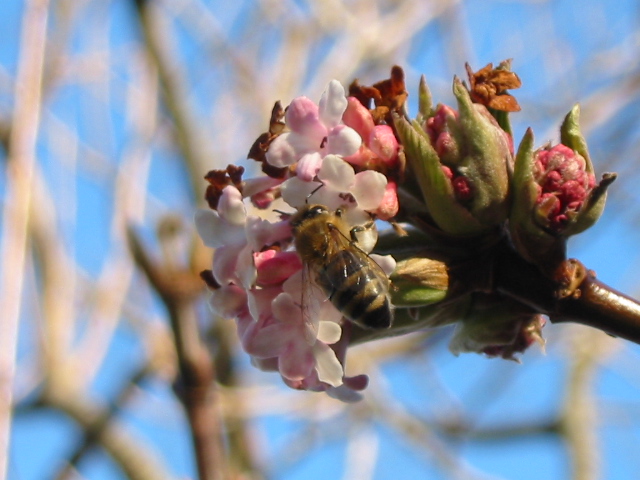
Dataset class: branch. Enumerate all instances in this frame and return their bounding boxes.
[493,242,640,345]
[0,1,49,479]
[127,228,228,480]
[558,328,601,480]
[52,366,151,480]
[40,382,172,480]
[132,0,210,202]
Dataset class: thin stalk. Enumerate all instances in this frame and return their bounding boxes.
[0,2,49,478]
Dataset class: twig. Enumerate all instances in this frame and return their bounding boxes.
[133,0,211,202]
[52,365,151,480]
[493,242,640,345]
[127,228,228,480]
[40,382,172,480]
[0,1,50,479]
[558,328,602,480]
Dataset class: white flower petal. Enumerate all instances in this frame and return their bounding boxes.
[195,204,245,248]
[246,216,292,251]
[242,176,282,198]
[236,245,257,289]
[212,243,245,285]
[351,170,387,211]
[369,254,396,276]
[326,125,361,157]
[317,155,355,192]
[265,133,298,167]
[218,186,247,226]
[296,152,323,181]
[271,292,301,324]
[326,384,364,403]
[317,321,342,344]
[281,177,322,208]
[313,342,344,387]
[319,80,347,129]
[279,341,315,381]
[208,284,247,318]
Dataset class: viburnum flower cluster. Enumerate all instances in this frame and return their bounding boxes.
[196,79,400,401]
[196,62,617,400]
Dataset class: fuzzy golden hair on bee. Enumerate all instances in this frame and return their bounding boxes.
[290,204,394,329]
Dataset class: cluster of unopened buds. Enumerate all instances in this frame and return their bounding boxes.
[196,61,616,401]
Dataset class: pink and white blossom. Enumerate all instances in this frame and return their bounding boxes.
[196,81,399,401]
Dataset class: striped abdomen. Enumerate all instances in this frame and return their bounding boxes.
[315,249,393,329]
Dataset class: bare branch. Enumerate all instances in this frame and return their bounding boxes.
[127,228,228,480]
[0,2,50,478]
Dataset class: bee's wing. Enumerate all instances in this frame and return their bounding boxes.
[327,226,390,285]
[310,229,389,310]
[297,264,343,332]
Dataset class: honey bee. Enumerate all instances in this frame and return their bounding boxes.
[290,204,393,329]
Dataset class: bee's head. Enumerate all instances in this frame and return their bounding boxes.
[290,204,329,228]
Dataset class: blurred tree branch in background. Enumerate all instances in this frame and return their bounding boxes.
[2,1,640,480]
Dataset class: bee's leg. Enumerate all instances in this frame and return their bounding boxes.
[349,225,365,244]
[349,217,375,244]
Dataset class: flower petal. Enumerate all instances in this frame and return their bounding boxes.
[319,80,348,129]
[326,125,362,157]
[313,342,344,387]
[255,250,302,286]
[281,177,323,208]
[271,292,303,326]
[218,186,247,226]
[266,133,298,167]
[343,96,375,140]
[317,321,342,344]
[245,216,292,251]
[296,152,323,181]
[279,341,315,381]
[317,155,355,192]
[351,170,387,211]
[369,125,399,163]
[212,243,245,285]
[242,323,289,358]
[286,97,327,144]
[374,180,399,220]
[369,254,397,276]
[242,175,283,198]
[237,246,257,289]
[208,284,248,318]
[195,209,244,248]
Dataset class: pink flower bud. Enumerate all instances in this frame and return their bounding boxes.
[374,180,399,220]
[369,125,399,165]
[342,97,375,140]
[254,250,303,286]
[533,144,595,231]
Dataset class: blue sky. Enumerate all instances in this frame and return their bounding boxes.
[4,0,640,479]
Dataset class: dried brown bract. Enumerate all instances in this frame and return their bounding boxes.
[465,60,521,112]
[204,164,245,210]
[349,65,408,123]
[247,101,288,178]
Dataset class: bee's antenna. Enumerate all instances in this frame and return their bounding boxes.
[272,209,291,216]
[305,183,324,203]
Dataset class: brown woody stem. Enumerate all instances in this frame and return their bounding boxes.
[493,241,640,344]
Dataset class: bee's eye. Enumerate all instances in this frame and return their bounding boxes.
[307,206,328,218]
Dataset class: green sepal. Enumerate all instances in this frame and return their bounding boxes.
[560,105,616,235]
[563,172,616,236]
[417,74,434,123]
[560,105,592,169]
[393,114,483,235]
[452,78,512,227]
[390,257,449,307]
[509,128,565,266]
